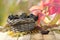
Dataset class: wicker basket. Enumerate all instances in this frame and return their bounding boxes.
[7,18,36,32]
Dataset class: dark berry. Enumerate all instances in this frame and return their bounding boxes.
[14,15,19,19]
[28,14,38,21]
[41,30,49,34]
[8,15,14,20]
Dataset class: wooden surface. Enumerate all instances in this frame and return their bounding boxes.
[0,31,60,40]
[31,31,56,40]
[0,26,60,40]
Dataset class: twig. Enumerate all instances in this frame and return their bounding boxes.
[17,36,19,40]
[41,24,60,29]
[52,31,56,40]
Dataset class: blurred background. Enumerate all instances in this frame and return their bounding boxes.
[0,0,40,26]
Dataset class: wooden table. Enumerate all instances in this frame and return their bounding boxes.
[0,31,60,40]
